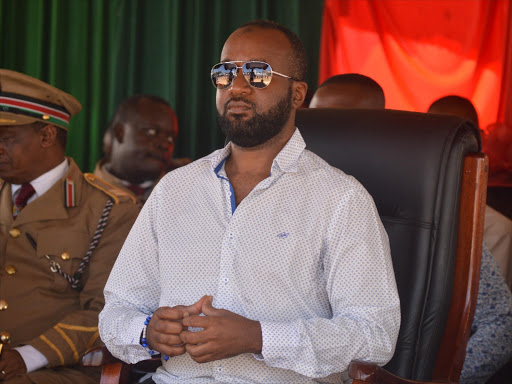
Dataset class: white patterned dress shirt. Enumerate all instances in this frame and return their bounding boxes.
[99,129,400,383]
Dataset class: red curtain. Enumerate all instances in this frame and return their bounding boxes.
[319,0,511,138]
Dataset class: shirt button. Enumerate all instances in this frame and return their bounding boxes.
[223,277,229,284]
[9,228,20,238]
[217,366,223,372]
[5,265,16,275]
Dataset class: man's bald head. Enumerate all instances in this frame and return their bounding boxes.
[107,95,176,134]
[309,73,385,109]
[427,95,479,127]
[236,20,308,82]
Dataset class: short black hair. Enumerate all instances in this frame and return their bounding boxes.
[239,19,307,82]
[427,95,479,127]
[319,73,385,108]
[107,94,173,133]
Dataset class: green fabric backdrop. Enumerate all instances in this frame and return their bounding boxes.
[0,0,323,171]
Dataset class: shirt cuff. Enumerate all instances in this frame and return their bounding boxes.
[15,345,49,373]
[259,321,300,369]
[121,313,156,363]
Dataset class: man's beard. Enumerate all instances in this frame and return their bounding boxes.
[217,86,293,148]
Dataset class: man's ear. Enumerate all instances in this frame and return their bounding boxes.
[113,124,125,143]
[292,81,308,109]
[39,124,58,148]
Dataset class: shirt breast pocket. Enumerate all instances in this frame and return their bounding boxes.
[36,230,91,292]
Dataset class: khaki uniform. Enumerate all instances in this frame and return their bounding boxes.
[94,159,154,207]
[0,158,138,383]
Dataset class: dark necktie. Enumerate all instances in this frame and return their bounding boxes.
[13,183,36,218]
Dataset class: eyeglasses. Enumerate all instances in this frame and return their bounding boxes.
[211,61,297,89]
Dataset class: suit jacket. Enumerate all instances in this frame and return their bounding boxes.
[0,158,138,369]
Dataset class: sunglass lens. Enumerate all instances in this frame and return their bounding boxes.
[211,63,237,89]
[243,62,272,88]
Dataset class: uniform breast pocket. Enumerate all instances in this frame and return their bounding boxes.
[36,230,91,292]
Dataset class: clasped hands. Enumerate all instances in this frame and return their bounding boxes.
[146,295,262,363]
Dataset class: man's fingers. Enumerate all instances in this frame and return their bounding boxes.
[201,296,216,316]
[151,318,184,335]
[185,342,212,359]
[150,332,183,347]
[183,314,210,328]
[157,344,186,358]
[201,297,230,317]
[178,295,212,316]
[154,306,186,321]
[180,329,207,345]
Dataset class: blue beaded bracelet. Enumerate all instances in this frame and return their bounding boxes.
[141,315,169,361]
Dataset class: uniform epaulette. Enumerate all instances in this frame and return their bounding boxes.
[83,173,136,205]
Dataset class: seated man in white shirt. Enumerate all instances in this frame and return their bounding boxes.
[99,20,401,384]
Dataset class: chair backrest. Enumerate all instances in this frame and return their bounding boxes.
[295,108,483,381]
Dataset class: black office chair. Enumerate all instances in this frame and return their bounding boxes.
[83,108,487,384]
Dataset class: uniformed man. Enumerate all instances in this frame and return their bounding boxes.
[94,95,190,207]
[0,69,139,383]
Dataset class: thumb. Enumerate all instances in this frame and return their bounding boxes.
[201,296,218,316]
[180,295,209,316]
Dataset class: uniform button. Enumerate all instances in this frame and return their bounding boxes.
[9,228,20,238]
[0,300,7,311]
[5,265,16,275]
[61,252,70,260]
[0,331,11,343]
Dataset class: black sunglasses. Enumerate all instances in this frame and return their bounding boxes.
[211,61,297,89]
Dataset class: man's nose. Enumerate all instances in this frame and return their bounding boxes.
[230,68,251,94]
[153,135,172,151]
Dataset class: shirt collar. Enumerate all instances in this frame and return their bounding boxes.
[204,128,306,175]
[11,158,69,200]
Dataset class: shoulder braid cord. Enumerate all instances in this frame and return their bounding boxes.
[50,199,114,291]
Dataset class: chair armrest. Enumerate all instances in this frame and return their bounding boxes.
[82,346,121,366]
[82,346,163,384]
[349,361,457,384]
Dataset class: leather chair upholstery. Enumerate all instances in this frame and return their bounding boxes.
[296,108,482,381]
[83,108,485,384]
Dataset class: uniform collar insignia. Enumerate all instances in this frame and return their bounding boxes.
[64,177,76,207]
